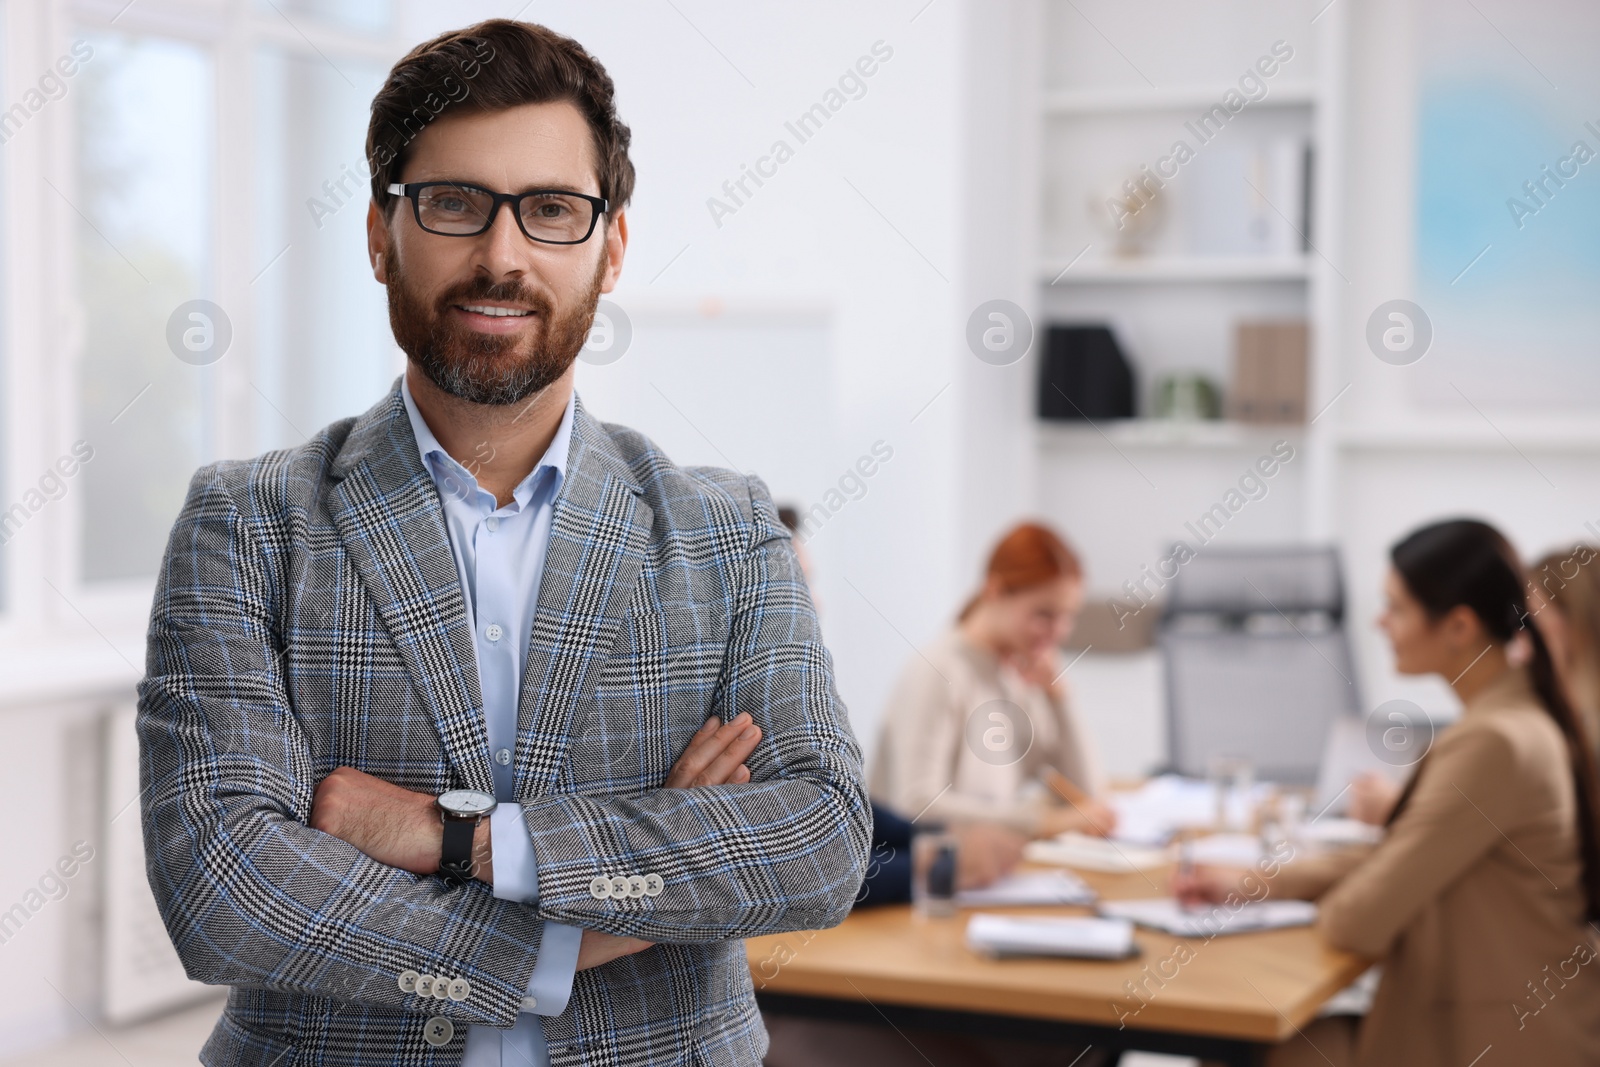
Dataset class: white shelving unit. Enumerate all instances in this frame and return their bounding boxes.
[1027,0,1349,604]
[1042,82,1320,115]
[1041,255,1311,284]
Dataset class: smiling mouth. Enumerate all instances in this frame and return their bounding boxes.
[456,303,536,318]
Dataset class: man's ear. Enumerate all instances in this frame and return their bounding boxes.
[367,201,390,283]
[598,208,628,294]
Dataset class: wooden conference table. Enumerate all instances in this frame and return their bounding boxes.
[746,861,1368,1066]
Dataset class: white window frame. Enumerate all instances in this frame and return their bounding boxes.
[0,0,406,697]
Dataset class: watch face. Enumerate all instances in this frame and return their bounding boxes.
[438,789,496,817]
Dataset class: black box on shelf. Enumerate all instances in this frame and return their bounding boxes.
[1038,325,1137,420]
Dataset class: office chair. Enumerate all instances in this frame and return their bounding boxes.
[1158,545,1362,785]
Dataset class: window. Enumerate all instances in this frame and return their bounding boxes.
[73,31,214,582]
[253,44,397,452]
[0,0,407,642]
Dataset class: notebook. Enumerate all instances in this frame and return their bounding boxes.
[1098,897,1318,937]
[954,869,1097,907]
[966,913,1138,960]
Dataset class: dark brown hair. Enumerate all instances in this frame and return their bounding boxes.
[365,19,635,219]
[1387,519,1600,922]
[957,522,1083,622]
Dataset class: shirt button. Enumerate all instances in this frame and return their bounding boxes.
[485,623,503,642]
[495,748,512,766]
[485,516,499,532]
[522,995,539,1011]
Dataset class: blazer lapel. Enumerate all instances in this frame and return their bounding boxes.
[326,381,494,794]
[515,395,652,796]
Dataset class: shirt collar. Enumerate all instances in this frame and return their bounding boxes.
[400,372,575,509]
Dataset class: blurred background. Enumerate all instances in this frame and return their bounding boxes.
[0,0,1598,1060]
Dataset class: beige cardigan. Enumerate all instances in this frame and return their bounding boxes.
[867,625,1104,833]
[1271,666,1600,1067]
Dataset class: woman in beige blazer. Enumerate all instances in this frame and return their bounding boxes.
[1179,519,1600,1067]
[1530,543,1600,764]
[869,522,1114,837]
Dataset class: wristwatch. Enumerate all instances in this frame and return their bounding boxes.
[436,789,497,886]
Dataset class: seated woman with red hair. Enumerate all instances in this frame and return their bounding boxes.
[869,521,1115,838]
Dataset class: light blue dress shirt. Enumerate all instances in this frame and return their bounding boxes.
[401,375,584,1067]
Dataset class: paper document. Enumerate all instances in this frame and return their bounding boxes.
[954,869,1097,907]
[1297,818,1383,847]
[1098,897,1317,937]
[966,913,1137,959]
[1186,833,1266,867]
[1108,774,1274,846]
[1025,832,1169,873]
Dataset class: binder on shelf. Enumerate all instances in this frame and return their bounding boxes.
[1038,325,1138,421]
[1230,320,1308,423]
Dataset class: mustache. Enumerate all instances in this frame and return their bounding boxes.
[435,278,552,315]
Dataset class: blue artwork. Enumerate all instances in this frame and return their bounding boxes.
[1413,2,1600,407]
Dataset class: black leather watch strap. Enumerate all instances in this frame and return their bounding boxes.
[439,816,477,885]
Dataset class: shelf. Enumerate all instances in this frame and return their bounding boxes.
[1334,421,1600,453]
[1042,83,1319,115]
[1040,255,1311,284]
[1038,419,1303,449]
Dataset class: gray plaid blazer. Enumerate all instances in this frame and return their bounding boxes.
[137,379,871,1066]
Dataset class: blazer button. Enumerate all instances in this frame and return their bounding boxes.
[626,875,647,898]
[415,974,435,998]
[397,969,420,993]
[643,873,664,896]
[590,876,612,899]
[423,1016,455,1046]
[609,875,630,899]
[447,977,471,1001]
[431,977,451,1000]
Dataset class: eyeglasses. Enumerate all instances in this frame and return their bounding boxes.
[387,181,609,245]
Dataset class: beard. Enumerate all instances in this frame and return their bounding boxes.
[384,245,607,406]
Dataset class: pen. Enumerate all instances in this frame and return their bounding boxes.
[1040,763,1090,807]
[1175,834,1204,914]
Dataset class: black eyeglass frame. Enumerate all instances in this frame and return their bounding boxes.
[386,181,610,245]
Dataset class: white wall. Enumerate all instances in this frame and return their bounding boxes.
[407,0,987,767]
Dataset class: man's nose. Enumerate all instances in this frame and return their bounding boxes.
[471,201,532,278]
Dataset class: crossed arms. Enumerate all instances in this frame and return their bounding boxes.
[137,469,872,1030]
[307,713,767,970]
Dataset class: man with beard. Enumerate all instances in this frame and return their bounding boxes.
[136,19,870,1067]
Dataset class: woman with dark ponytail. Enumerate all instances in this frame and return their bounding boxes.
[1176,519,1600,1067]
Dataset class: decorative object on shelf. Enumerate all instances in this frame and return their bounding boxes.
[1230,320,1308,423]
[1153,373,1223,421]
[1086,170,1165,256]
[1038,325,1137,421]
